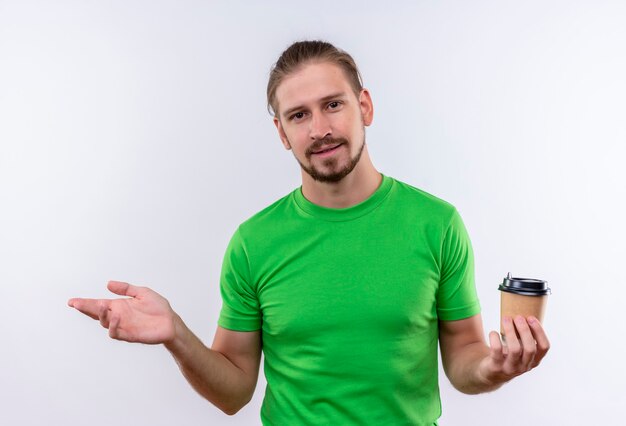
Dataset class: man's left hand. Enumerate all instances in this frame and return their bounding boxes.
[477,315,550,386]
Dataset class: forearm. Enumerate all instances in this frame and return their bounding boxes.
[164,315,253,415]
[444,341,505,395]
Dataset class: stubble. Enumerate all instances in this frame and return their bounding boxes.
[293,135,366,183]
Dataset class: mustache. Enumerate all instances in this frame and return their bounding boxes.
[305,137,349,157]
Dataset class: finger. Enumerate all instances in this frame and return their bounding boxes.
[514,316,537,370]
[108,313,120,340]
[107,281,141,298]
[528,316,551,367]
[502,316,522,366]
[68,298,103,321]
[98,300,111,329]
[488,331,504,364]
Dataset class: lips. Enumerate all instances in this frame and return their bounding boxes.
[312,143,342,154]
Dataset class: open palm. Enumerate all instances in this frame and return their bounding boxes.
[68,281,176,344]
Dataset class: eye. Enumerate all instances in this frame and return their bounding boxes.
[291,112,305,121]
[328,101,341,109]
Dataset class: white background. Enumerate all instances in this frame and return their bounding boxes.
[1,1,625,425]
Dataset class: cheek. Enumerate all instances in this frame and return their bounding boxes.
[291,129,311,148]
[344,120,364,142]
[337,111,362,133]
[283,132,306,154]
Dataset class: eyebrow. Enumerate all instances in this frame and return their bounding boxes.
[281,92,348,119]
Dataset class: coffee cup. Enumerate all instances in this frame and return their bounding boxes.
[498,273,551,334]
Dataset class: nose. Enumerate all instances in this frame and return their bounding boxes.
[309,111,332,140]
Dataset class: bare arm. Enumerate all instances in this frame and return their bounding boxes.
[438,313,550,394]
[166,322,261,415]
[68,281,262,415]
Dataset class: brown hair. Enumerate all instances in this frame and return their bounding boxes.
[266,40,364,117]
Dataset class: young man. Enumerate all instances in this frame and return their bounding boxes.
[69,41,550,425]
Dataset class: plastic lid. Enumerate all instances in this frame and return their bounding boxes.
[498,272,551,296]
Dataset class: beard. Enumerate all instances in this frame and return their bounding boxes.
[292,135,366,183]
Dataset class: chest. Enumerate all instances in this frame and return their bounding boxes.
[253,221,441,342]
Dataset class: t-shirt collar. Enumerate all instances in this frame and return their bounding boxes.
[293,174,393,222]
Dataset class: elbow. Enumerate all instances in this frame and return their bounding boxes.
[222,407,241,416]
[220,400,248,416]
[217,393,254,416]
[218,403,242,416]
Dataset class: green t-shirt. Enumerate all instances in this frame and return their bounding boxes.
[218,174,480,425]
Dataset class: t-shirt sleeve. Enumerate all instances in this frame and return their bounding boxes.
[217,227,263,331]
[436,209,481,321]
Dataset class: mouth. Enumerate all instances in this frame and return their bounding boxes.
[311,143,343,156]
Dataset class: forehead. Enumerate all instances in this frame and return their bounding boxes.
[275,62,354,114]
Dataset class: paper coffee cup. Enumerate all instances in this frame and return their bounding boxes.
[498,273,551,334]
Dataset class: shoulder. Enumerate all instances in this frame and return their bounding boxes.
[388,176,459,222]
[235,189,299,239]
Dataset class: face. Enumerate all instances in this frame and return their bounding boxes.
[273,62,373,183]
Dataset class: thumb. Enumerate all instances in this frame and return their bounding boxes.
[107,280,140,297]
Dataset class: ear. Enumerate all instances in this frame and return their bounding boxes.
[273,116,292,150]
[359,89,374,127]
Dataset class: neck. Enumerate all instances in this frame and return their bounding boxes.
[300,145,382,209]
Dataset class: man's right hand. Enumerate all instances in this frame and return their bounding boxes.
[68,281,176,344]
[68,280,262,414]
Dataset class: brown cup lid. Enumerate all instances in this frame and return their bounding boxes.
[498,272,551,296]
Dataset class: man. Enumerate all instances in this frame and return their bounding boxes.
[68,40,550,425]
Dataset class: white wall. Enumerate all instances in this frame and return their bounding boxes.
[1,1,624,424]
